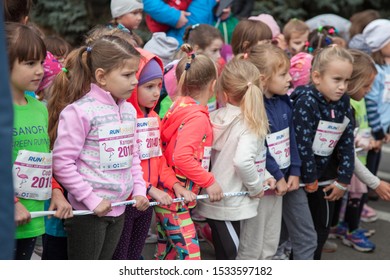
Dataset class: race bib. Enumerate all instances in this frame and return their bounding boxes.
[266,127,291,169]
[136,117,162,160]
[382,74,390,103]
[255,149,267,183]
[312,117,350,156]
[13,150,52,200]
[202,147,212,171]
[98,123,134,171]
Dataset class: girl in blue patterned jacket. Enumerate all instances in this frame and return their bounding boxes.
[291,46,355,259]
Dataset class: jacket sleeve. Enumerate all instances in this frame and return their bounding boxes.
[265,147,284,181]
[52,105,103,211]
[335,104,355,184]
[233,131,264,196]
[51,177,63,193]
[129,141,146,198]
[143,0,182,28]
[354,154,380,189]
[288,115,302,177]
[157,154,180,190]
[365,68,386,140]
[293,96,318,184]
[172,114,215,188]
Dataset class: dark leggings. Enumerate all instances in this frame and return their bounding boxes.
[206,218,240,260]
[332,193,367,232]
[307,187,335,260]
[14,237,37,260]
[42,234,68,260]
[366,149,381,175]
[113,206,153,260]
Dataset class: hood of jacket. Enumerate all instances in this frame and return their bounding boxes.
[127,48,164,118]
[210,104,242,151]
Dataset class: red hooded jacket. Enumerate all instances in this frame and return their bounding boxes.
[160,96,215,211]
[127,49,179,198]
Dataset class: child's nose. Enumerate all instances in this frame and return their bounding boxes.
[36,64,44,75]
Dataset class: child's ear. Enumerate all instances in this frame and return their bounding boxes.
[223,91,229,103]
[95,68,106,86]
[311,70,321,85]
[259,74,268,87]
[22,16,29,24]
[210,79,217,93]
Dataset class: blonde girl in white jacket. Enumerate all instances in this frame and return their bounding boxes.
[197,58,275,259]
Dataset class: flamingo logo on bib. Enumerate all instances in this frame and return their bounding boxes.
[13,150,52,200]
[99,123,135,171]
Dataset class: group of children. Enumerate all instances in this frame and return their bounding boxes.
[6,0,390,261]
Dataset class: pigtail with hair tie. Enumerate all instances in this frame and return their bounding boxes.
[185,51,195,70]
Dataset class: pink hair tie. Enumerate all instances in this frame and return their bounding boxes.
[243,53,248,59]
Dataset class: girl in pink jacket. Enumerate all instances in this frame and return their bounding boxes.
[52,35,149,259]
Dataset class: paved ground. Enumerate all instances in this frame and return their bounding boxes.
[140,198,390,260]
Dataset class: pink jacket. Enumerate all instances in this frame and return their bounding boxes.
[53,83,146,217]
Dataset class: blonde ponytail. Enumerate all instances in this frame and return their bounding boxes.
[220,59,269,139]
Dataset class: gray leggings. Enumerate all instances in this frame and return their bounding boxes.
[280,188,317,260]
[64,214,124,260]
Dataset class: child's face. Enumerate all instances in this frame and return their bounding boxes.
[266,66,292,97]
[288,31,309,55]
[99,58,139,102]
[137,78,162,113]
[312,59,353,102]
[11,59,44,96]
[349,73,376,101]
[199,38,223,63]
[119,9,143,30]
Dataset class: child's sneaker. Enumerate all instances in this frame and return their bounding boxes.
[272,252,290,260]
[145,229,158,244]
[329,222,347,239]
[358,227,376,237]
[322,240,338,253]
[342,230,376,252]
[361,204,378,223]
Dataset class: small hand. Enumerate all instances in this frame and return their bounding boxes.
[323,183,346,201]
[149,186,173,206]
[15,201,31,226]
[176,11,190,29]
[205,181,224,202]
[275,178,288,196]
[93,199,112,217]
[133,195,150,211]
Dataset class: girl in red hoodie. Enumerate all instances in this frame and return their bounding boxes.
[113,49,181,260]
[155,44,224,260]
